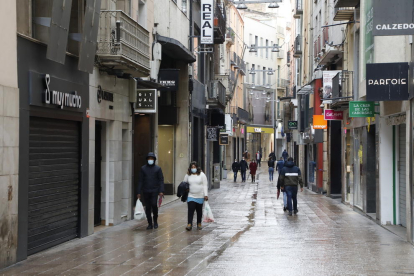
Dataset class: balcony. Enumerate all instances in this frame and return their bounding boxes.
[278,78,290,89]
[294,0,303,18]
[293,35,302,58]
[333,7,355,21]
[332,71,354,108]
[208,80,226,109]
[214,3,226,44]
[277,49,285,59]
[334,0,359,8]
[238,107,250,124]
[277,26,285,37]
[97,10,150,77]
[226,27,235,45]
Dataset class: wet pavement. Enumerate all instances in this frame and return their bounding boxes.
[3,167,414,276]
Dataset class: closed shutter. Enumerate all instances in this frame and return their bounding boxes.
[28,117,80,255]
[399,125,406,227]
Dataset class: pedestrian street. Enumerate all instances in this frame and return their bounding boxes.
[2,167,414,276]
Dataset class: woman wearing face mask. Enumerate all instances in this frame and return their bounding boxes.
[184,161,208,231]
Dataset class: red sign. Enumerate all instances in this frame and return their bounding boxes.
[324,109,343,120]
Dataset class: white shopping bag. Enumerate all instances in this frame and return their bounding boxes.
[202,201,215,223]
[134,199,146,220]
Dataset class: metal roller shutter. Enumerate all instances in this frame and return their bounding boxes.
[399,125,406,227]
[28,117,80,255]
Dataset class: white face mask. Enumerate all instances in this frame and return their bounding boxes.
[148,160,154,165]
[191,168,197,174]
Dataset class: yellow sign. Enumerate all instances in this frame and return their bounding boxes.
[313,115,327,129]
[247,127,274,134]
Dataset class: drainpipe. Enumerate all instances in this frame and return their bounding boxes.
[393,125,396,225]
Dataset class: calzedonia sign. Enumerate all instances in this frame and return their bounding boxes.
[201,0,214,44]
[366,63,409,101]
[372,0,414,36]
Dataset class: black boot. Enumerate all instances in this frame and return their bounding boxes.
[146,224,153,230]
[154,217,158,229]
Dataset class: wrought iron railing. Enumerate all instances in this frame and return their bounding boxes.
[208,80,226,107]
[295,0,303,15]
[214,3,226,44]
[332,71,353,102]
[97,10,150,69]
[277,49,285,59]
[238,107,250,124]
[278,78,290,88]
[293,35,302,57]
[226,27,235,45]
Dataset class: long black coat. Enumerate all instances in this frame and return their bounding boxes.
[138,164,165,194]
[232,162,240,172]
[239,160,248,171]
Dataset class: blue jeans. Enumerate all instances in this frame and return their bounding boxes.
[241,170,246,181]
[285,186,298,212]
[234,172,237,182]
[268,167,274,181]
[283,191,287,208]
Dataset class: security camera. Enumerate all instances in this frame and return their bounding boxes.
[320,103,324,108]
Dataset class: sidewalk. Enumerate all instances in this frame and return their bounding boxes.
[2,167,414,275]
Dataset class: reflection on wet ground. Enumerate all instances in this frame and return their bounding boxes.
[2,168,414,275]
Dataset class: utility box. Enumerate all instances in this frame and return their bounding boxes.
[213,163,220,189]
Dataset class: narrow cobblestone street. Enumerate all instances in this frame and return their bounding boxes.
[3,167,414,276]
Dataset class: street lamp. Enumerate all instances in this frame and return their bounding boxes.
[249,44,258,53]
[237,3,248,9]
[231,0,281,9]
[271,44,281,52]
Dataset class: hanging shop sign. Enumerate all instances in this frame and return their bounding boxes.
[246,127,274,134]
[225,114,233,136]
[135,89,157,113]
[158,69,179,91]
[324,109,343,120]
[207,127,218,141]
[97,85,113,103]
[313,115,327,129]
[288,121,298,130]
[29,72,86,112]
[366,63,409,101]
[219,134,229,145]
[201,0,214,44]
[372,0,414,36]
[349,101,375,117]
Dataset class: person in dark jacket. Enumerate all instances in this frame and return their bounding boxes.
[239,157,248,182]
[232,159,240,182]
[268,158,275,181]
[137,152,164,229]
[268,151,276,161]
[256,151,262,167]
[282,149,289,161]
[279,157,304,216]
[276,157,285,175]
[249,159,258,183]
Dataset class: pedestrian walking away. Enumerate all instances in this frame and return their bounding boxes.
[249,159,258,183]
[239,157,248,182]
[276,157,285,175]
[184,161,208,231]
[268,157,275,181]
[256,151,262,167]
[232,159,240,182]
[279,157,304,216]
[137,152,165,230]
[268,151,276,161]
[282,149,289,162]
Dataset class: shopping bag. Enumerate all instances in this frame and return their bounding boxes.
[202,201,215,223]
[158,195,163,207]
[277,189,280,200]
[134,199,146,220]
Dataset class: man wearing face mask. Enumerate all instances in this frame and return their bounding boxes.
[239,157,248,182]
[137,152,165,230]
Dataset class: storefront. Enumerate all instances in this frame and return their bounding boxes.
[17,37,90,259]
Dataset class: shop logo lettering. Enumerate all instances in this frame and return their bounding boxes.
[368,78,407,86]
[376,23,414,31]
[254,128,262,132]
[44,74,81,109]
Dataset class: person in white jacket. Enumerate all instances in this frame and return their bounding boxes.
[183,161,208,231]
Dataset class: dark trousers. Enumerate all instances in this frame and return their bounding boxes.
[143,192,158,225]
[241,170,246,181]
[234,172,238,182]
[251,174,256,182]
[285,186,298,212]
[187,201,203,225]
[257,159,261,167]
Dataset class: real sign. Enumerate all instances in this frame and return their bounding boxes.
[366,63,409,101]
[372,0,414,36]
[324,109,343,121]
[219,134,229,145]
[349,101,375,118]
[201,0,213,44]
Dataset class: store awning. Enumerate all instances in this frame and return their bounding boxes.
[157,35,196,63]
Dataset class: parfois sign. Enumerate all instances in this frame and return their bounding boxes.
[366,63,409,101]
[201,0,213,44]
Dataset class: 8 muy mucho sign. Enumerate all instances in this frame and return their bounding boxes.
[201,0,214,44]
[288,121,298,129]
[349,101,375,117]
[372,0,414,36]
